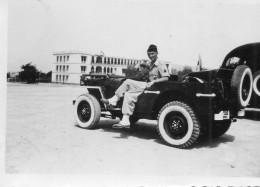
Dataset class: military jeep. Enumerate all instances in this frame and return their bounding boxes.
[73,62,253,148]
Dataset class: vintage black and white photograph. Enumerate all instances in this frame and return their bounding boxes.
[1,0,260,186]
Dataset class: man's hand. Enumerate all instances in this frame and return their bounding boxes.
[146,81,155,89]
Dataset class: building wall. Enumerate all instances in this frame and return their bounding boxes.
[52,52,143,84]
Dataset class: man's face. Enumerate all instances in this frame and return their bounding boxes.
[147,51,158,62]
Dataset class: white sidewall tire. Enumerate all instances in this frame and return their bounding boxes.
[74,94,98,128]
[158,105,193,146]
[239,68,253,107]
[253,73,260,96]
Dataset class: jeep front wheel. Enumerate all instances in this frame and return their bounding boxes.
[74,94,101,129]
[157,101,200,149]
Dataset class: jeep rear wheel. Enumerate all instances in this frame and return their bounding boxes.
[231,65,253,108]
[74,94,101,129]
[157,101,200,149]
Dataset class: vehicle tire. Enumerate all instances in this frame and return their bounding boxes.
[231,65,253,108]
[74,94,101,129]
[157,101,200,149]
[211,120,231,138]
[253,70,260,96]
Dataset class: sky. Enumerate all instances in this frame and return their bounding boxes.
[7,0,260,73]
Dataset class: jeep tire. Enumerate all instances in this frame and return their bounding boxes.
[74,94,101,129]
[253,70,260,97]
[231,65,253,108]
[157,101,200,149]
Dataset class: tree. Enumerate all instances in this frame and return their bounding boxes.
[7,72,10,79]
[19,63,39,83]
[124,65,138,77]
[177,66,193,81]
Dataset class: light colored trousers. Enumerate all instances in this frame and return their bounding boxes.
[115,79,147,115]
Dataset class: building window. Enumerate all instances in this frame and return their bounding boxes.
[81,66,86,73]
[67,56,69,61]
[56,66,58,72]
[91,66,94,73]
[96,56,102,63]
[56,56,59,62]
[96,66,102,73]
[91,56,94,63]
[66,75,69,81]
[108,58,110,64]
[63,66,65,72]
[56,75,58,82]
[66,66,69,72]
[59,66,62,72]
[104,67,106,73]
[81,56,87,63]
[104,58,107,64]
[60,56,62,62]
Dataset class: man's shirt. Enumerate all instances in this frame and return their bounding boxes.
[147,58,170,81]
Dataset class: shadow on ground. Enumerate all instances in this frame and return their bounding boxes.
[192,134,235,149]
[99,120,159,140]
[76,119,236,149]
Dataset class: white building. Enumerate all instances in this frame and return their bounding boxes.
[51,51,178,84]
[52,51,144,84]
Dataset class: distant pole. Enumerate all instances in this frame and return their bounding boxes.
[196,54,202,71]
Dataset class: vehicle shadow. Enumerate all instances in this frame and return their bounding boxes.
[192,134,235,149]
[76,119,236,149]
[99,119,159,140]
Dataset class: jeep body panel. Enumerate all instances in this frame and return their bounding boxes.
[134,81,215,121]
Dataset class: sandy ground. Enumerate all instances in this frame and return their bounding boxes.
[5,82,260,177]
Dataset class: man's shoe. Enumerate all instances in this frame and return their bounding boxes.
[112,122,130,129]
[112,122,124,129]
[100,98,109,105]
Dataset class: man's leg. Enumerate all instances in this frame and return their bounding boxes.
[102,79,147,106]
[113,89,144,128]
[115,79,147,98]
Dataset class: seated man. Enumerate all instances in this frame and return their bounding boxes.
[102,44,170,128]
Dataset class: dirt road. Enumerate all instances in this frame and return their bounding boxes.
[5,83,260,177]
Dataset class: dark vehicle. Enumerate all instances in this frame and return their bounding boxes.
[73,58,253,148]
[221,42,260,109]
